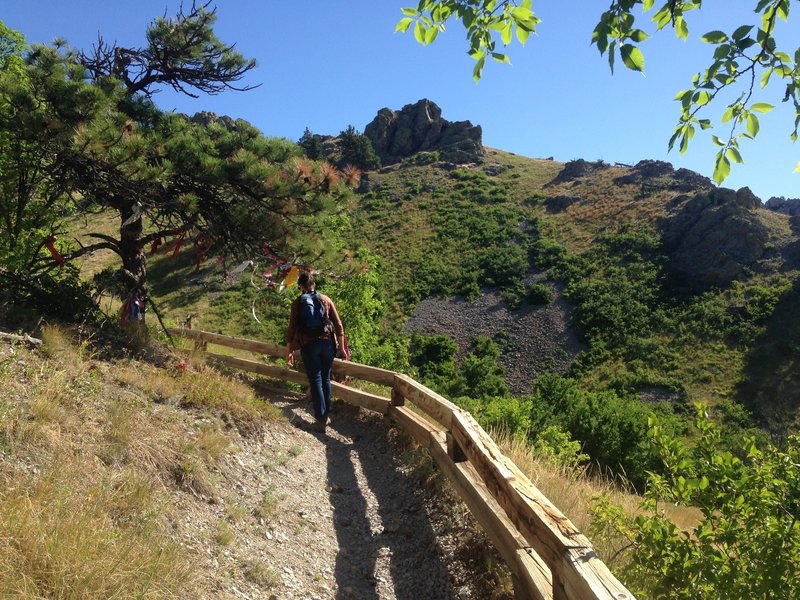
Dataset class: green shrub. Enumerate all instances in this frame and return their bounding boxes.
[526,283,552,305]
[591,406,800,599]
[532,425,589,472]
[528,373,675,487]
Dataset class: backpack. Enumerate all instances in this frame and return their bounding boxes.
[299,292,331,338]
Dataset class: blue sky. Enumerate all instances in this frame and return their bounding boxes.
[4,1,800,201]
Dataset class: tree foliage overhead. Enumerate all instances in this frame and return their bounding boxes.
[0,7,355,326]
[78,1,257,98]
[398,0,800,184]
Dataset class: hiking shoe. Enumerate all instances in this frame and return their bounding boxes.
[310,419,327,433]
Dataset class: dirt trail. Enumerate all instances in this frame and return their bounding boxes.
[173,390,493,600]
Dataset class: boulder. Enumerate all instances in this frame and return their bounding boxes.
[612,159,712,193]
[659,187,771,286]
[552,159,610,183]
[364,99,484,165]
[765,196,800,216]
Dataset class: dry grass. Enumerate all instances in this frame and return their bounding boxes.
[490,428,700,564]
[0,464,189,598]
[113,357,283,432]
[0,325,290,598]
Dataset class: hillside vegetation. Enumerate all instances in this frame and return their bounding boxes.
[354,149,800,436]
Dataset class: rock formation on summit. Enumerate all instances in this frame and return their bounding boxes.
[364,99,484,165]
[659,187,773,287]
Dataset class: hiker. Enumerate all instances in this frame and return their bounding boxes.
[286,271,347,433]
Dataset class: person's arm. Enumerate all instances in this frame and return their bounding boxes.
[324,296,347,356]
[286,298,299,366]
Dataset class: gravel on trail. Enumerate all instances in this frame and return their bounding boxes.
[171,390,506,600]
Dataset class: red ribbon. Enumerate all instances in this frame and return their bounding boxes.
[44,236,65,267]
[162,233,185,260]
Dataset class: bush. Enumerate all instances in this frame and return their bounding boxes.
[591,406,800,599]
[528,373,673,487]
[526,283,552,305]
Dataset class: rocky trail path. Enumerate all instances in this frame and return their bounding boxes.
[174,389,496,600]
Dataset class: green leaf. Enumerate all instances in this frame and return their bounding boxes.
[746,113,760,137]
[516,26,530,46]
[608,40,616,74]
[472,56,486,82]
[468,48,485,60]
[629,29,650,43]
[794,160,800,172]
[395,17,413,33]
[714,44,731,60]
[732,24,754,40]
[750,102,774,113]
[512,6,535,21]
[712,135,726,146]
[693,90,711,106]
[761,68,773,88]
[697,119,712,130]
[401,7,417,17]
[713,152,731,184]
[727,147,744,163]
[424,24,439,44]
[643,0,655,10]
[721,106,736,124]
[620,44,645,72]
[701,30,728,44]
[491,52,511,64]
[676,17,689,41]
[501,22,512,45]
[414,22,426,44]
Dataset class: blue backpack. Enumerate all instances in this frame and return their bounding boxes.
[299,292,330,338]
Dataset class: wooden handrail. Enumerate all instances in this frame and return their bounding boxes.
[168,328,635,600]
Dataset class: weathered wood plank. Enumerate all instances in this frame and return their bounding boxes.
[0,331,42,347]
[449,410,634,599]
[330,381,390,414]
[393,373,460,429]
[171,328,397,387]
[168,328,284,357]
[204,352,308,385]
[562,548,634,600]
[331,360,395,386]
[387,405,442,449]
[428,434,553,600]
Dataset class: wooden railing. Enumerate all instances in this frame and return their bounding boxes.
[168,328,635,600]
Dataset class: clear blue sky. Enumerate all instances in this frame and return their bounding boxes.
[4,1,799,201]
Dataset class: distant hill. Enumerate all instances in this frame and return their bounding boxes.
[345,102,800,436]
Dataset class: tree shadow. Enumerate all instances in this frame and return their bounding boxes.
[324,408,455,600]
[735,279,800,441]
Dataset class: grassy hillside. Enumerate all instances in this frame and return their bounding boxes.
[351,149,799,437]
[62,145,800,442]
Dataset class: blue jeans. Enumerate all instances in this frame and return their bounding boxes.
[301,338,336,421]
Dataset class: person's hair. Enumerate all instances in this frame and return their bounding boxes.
[298,270,315,291]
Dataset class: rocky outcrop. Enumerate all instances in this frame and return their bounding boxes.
[765,196,800,216]
[613,160,712,193]
[659,187,771,287]
[551,159,610,183]
[546,195,582,212]
[364,99,484,165]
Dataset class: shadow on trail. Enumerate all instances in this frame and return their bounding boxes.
[324,405,455,600]
[247,382,456,598]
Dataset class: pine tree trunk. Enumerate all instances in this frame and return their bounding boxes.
[118,204,147,325]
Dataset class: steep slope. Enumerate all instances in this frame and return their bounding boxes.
[353,147,800,433]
